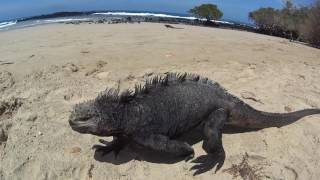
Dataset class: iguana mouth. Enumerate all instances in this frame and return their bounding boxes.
[69,118,98,134]
[97,129,123,136]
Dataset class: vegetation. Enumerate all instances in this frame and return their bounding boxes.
[249,0,320,47]
[299,1,320,46]
[189,4,223,21]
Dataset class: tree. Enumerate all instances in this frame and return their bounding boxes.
[249,0,320,47]
[189,4,223,21]
[278,1,308,32]
[300,0,320,46]
[248,4,308,37]
[249,7,280,30]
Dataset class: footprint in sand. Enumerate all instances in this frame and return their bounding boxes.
[85,61,108,76]
[0,61,14,65]
[0,71,15,92]
[62,63,79,72]
[80,51,90,54]
[0,128,8,143]
[290,95,318,108]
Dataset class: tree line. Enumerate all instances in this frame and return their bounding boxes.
[189,2,320,47]
[249,1,320,47]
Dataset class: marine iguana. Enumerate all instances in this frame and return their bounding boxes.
[69,73,320,172]
[164,24,183,29]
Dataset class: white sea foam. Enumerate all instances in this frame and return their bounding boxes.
[211,20,234,25]
[93,12,234,25]
[93,12,198,20]
[0,18,91,30]
[41,18,90,23]
[0,20,17,29]
[0,13,236,31]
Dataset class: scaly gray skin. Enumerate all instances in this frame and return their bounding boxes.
[69,73,320,173]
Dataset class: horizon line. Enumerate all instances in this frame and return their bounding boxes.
[0,9,253,25]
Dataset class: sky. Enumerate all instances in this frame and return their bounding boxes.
[0,0,315,23]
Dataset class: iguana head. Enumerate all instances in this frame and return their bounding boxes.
[69,100,119,136]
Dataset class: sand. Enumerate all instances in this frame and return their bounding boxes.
[0,22,320,180]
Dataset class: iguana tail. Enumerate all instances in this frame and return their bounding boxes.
[230,103,320,129]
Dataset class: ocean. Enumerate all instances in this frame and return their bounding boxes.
[0,11,243,31]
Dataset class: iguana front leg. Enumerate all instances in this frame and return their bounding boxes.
[92,136,129,156]
[133,134,194,159]
[191,108,227,175]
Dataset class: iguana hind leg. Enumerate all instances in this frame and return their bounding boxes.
[133,134,194,159]
[202,108,227,154]
[191,108,227,175]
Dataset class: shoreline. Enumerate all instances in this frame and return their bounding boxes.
[2,12,316,50]
[0,11,256,34]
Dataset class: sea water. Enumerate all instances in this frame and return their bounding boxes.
[0,11,236,31]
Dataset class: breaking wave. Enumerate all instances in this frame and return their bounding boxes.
[0,20,17,29]
[0,11,236,31]
[41,18,90,23]
[93,12,198,20]
[93,12,234,24]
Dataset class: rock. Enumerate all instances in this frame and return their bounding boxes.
[97,20,105,24]
[38,131,43,136]
[0,71,15,92]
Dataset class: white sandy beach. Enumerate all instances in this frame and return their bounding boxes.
[0,22,320,180]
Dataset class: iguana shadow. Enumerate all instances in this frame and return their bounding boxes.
[93,124,261,175]
[93,124,258,175]
[94,125,204,165]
